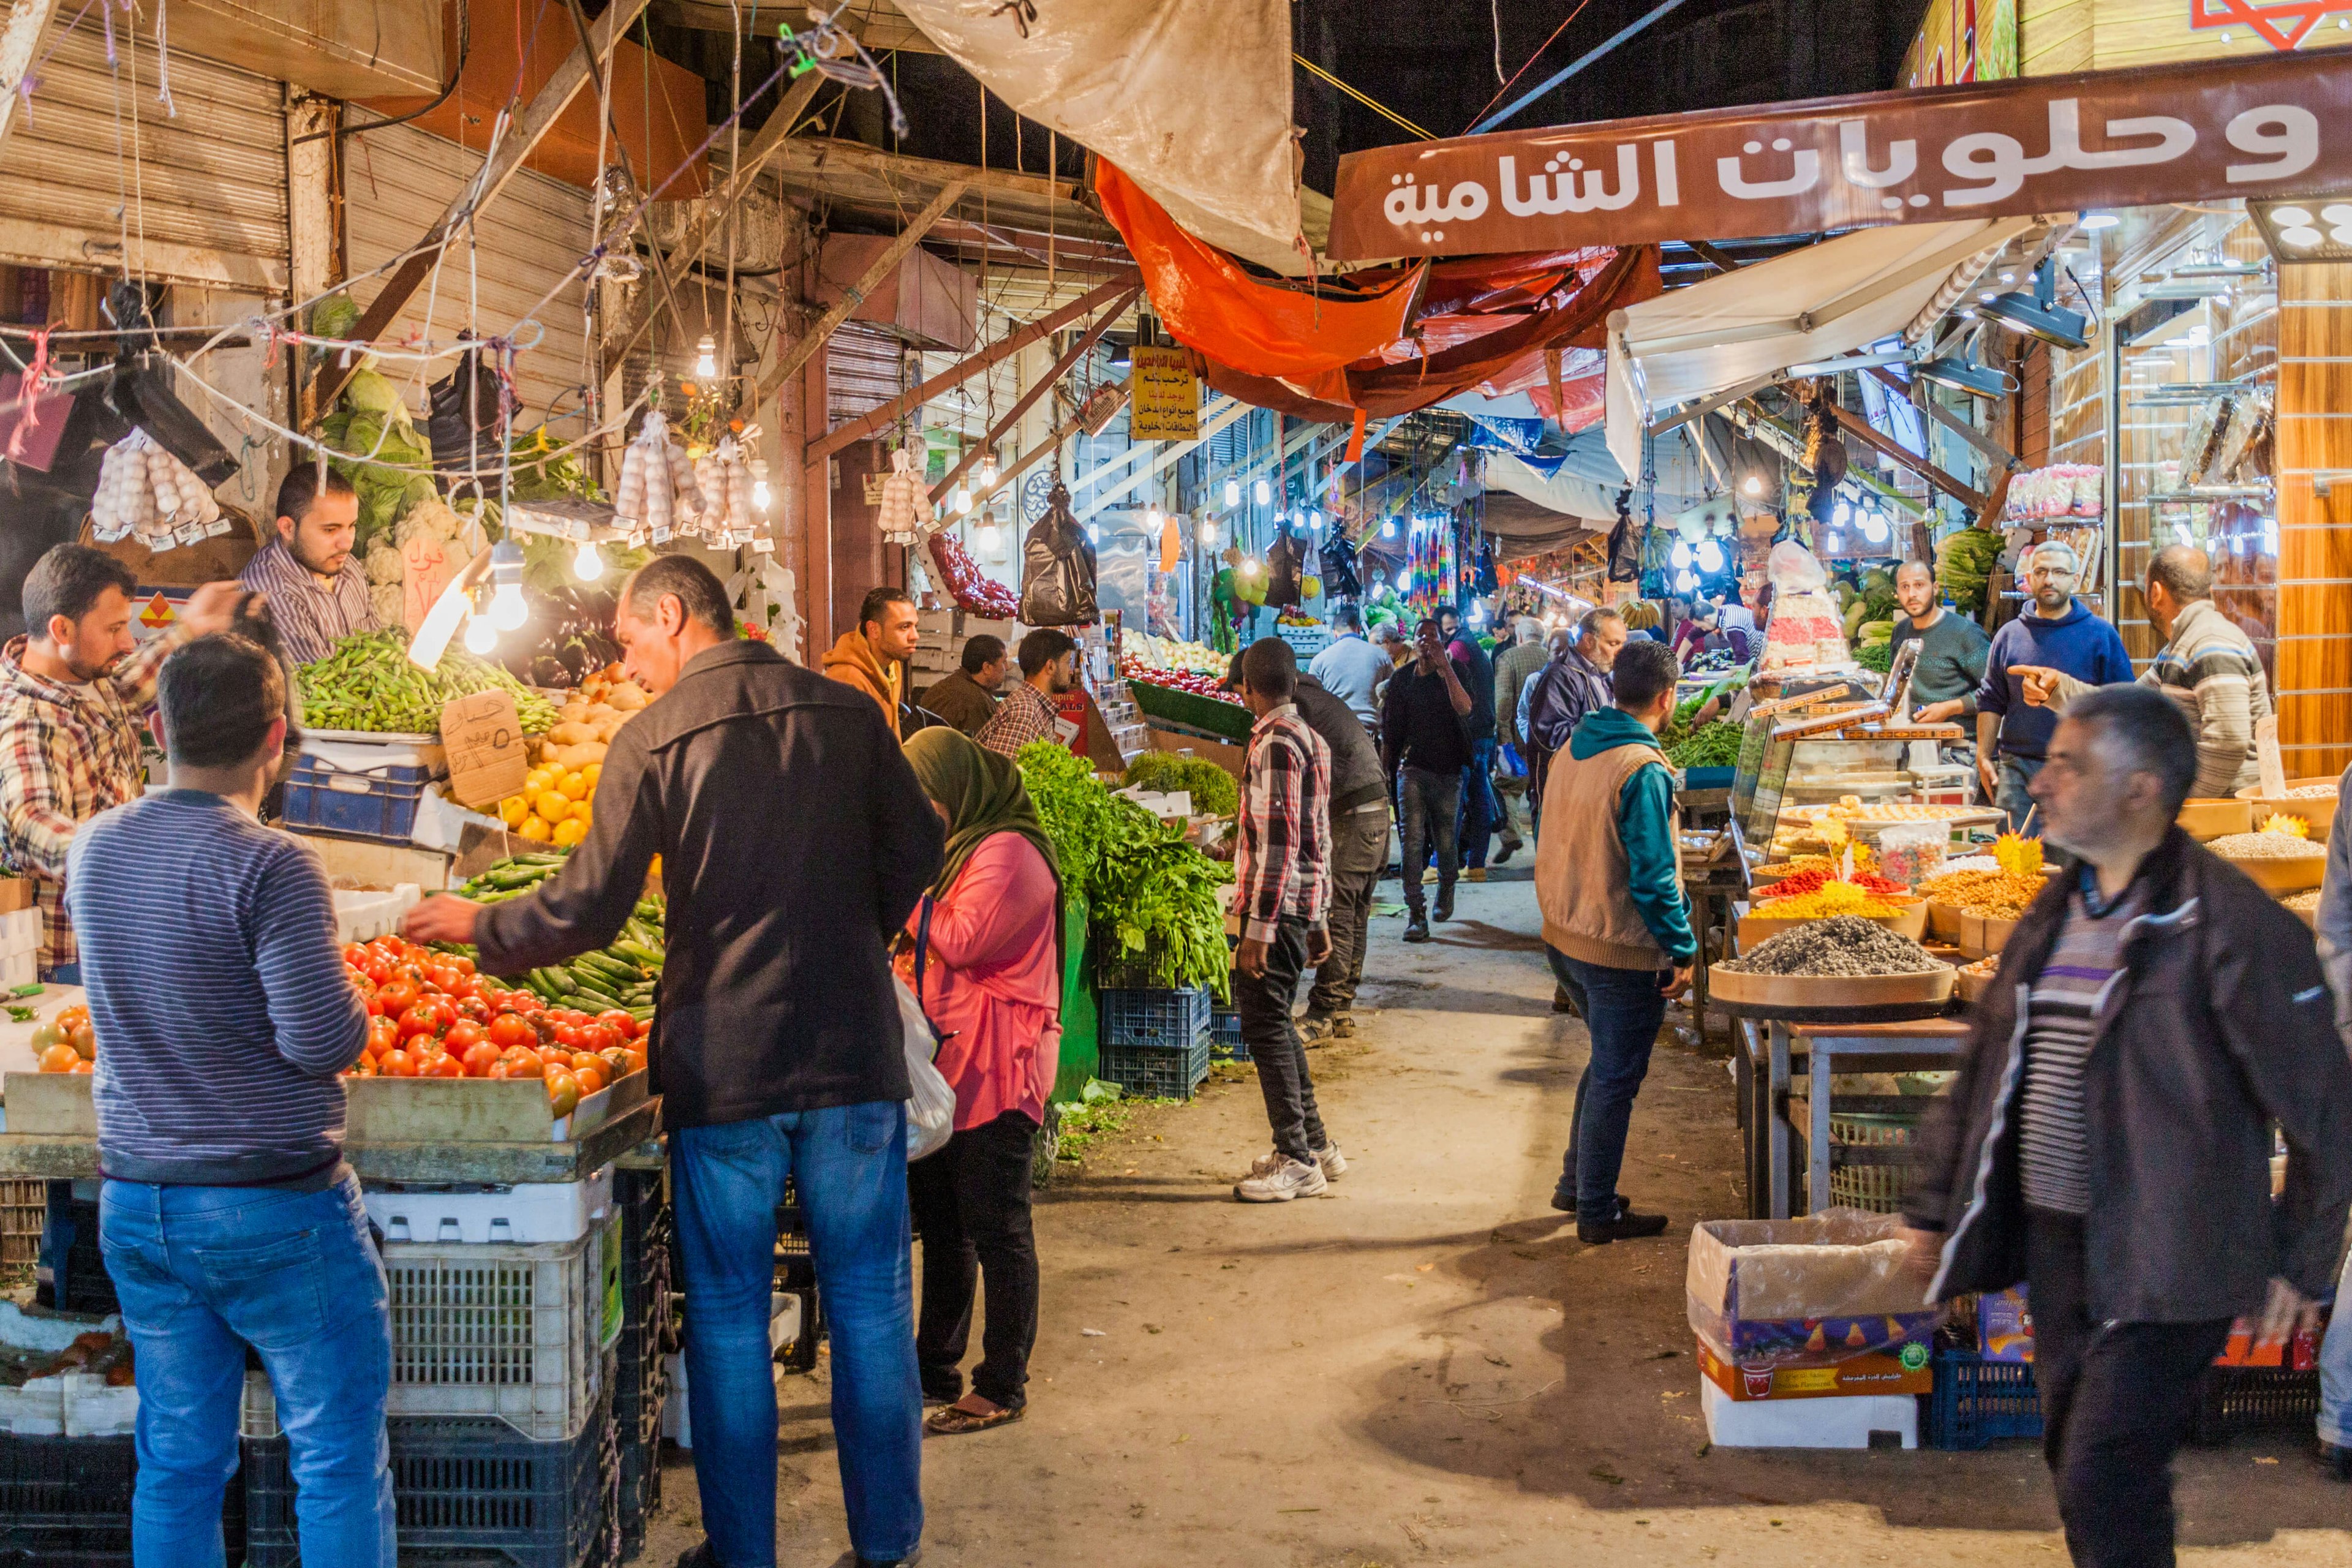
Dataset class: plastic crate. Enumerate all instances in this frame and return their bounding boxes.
[374,1216,617,1441]
[0,1431,241,1565]
[281,755,434,845]
[2192,1366,2321,1445]
[1,1178,43,1268]
[1098,1034,1212,1101]
[1098,986,1212,1050]
[243,1400,610,1568]
[1926,1348,2043,1450]
[616,1439,660,1561]
[365,1169,614,1246]
[1208,1009,1247,1062]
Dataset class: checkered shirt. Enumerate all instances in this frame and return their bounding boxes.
[1232,703,1332,943]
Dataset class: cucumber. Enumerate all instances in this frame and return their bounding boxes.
[570,985,626,1012]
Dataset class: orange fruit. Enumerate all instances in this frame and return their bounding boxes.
[39,1042,81,1074]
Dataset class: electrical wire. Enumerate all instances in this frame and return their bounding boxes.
[1291,53,1433,141]
[1464,0,1597,134]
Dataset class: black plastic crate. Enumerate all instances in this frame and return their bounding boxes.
[1098,1034,1212,1102]
[2192,1366,2321,1445]
[1926,1348,2043,1451]
[0,1431,242,1566]
[34,1191,116,1317]
[616,1442,660,1561]
[1098,987,1212,1051]
[244,1400,610,1568]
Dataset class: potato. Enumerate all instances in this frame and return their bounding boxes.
[584,703,618,724]
[605,683,647,712]
[548,721,600,747]
[559,701,593,725]
[551,741,608,770]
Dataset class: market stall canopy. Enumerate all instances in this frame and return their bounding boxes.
[889,0,1306,274]
[1481,490,1606,559]
[1603,214,2032,478]
[1483,426,1718,524]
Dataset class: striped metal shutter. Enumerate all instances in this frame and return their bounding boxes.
[342,125,593,429]
[826,322,907,429]
[0,28,288,292]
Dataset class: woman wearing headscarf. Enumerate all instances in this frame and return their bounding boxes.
[895,727,1063,1436]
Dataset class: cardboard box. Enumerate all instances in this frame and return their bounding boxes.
[0,878,32,914]
[1697,1340,1932,1401]
[2214,1313,2324,1371]
[439,691,530,811]
[1685,1210,1942,1366]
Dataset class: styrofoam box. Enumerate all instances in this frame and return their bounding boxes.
[1,909,36,958]
[333,884,423,945]
[659,1294,802,1451]
[363,1166,614,1246]
[0,952,32,988]
[0,1373,139,1437]
[1698,1379,1917,1449]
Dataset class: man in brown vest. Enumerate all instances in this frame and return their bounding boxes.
[1532,639,1695,1243]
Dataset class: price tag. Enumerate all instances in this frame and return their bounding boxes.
[439,690,529,811]
[750,535,774,553]
[175,521,208,546]
[650,523,673,544]
[149,532,178,553]
[204,519,233,538]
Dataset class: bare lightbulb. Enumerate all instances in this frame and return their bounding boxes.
[695,336,718,380]
[464,611,499,655]
[490,581,528,631]
[977,453,1000,489]
[1742,474,1764,497]
[574,540,605,582]
[1253,478,1270,506]
[1224,478,1240,508]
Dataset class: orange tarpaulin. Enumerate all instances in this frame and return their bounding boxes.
[1098,162,1657,423]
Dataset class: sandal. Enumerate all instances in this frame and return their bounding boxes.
[924,1398,1025,1436]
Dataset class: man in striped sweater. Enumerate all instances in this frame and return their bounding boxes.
[67,635,388,1567]
[2018,545,2272,798]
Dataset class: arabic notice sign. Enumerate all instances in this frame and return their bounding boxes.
[1326,45,2352,259]
[1128,346,1199,442]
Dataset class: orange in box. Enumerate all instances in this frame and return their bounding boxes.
[1697,1340,1934,1401]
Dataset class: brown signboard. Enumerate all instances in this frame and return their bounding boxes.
[1327,45,2352,259]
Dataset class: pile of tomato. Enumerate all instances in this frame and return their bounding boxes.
[33,1003,96,1074]
[1118,660,1243,706]
[344,935,647,1118]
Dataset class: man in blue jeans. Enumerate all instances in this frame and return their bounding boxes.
[409,557,944,1568]
[68,633,388,1568]
[1531,640,1695,1242]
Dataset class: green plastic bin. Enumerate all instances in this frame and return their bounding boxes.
[1054,895,1098,1103]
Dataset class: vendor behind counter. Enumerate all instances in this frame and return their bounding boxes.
[236,464,380,669]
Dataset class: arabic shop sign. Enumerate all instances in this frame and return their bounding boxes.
[1325,45,2352,258]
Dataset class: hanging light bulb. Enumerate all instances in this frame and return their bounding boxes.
[976,450,1000,489]
[1396,567,1412,592]
[463,605,499,655]
[1253,477,1271,507]
[1674,569,1698,594]
[1697,539,1725,573]
[1199,516,1218,545]
[573,538,605,582]
[750,460,772,513]
[977,515,1003,554]
[1224,478,1241,508]
[1381,519,1398,538]
[954,485,973,515]
[694,336,718,380]
[488,540,528,631]
[1308,509,1322,530]
[1741,473,1764,497]
[1242,557,1262,578]
[1671,540,1693,569]
[1833,500,1852,524]
[1861,509,1890,544]
[1826,532,1845,552]
[1087,523,1101,544]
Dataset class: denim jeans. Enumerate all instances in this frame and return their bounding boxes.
[670,1102,922,1566]
[1998,755,2045,834]
[2320,1242,2352,1449]
[1545,947,1669,1222]
[1458,739,1499,870]
[1235,916,1327,1164]
[1397,766,1460,914]
[98,1175,394,1568]
[1308,804,1390,1015]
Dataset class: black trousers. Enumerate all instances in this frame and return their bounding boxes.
[908,1109,1040,1409]
[2027,1210,2234,1568]
[1234,916,1327,1164]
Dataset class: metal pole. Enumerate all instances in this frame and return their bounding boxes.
[1470,0,1691,134]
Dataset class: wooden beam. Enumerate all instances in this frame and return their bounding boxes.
[809,270,1140,464]
[1872,365,2021,475]
[997,381,1126,494]
[773,137,1079,213]
[311,0,654,418]
[928,286,1136,505]
[759,179,968,402]
[0,0,64,151]
[665,0,943,51]
[1686,239,1744,276]
[1833,405,1988,514]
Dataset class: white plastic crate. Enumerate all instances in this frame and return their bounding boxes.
[1,908,37,958]
[379,1213,616,1441]
[660,1294,799,1450]
[363,1167,613,1245]
[1698,1380,1917,1449]
[332,884,423,944]
[0,1371,138,1437]
[0,951,34,988]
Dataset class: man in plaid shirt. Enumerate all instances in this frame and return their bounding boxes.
[977,629,1079,758]
[0,546,241,978]
[1226,638,1343,1203]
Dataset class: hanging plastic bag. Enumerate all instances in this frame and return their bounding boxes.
[895,976,957,1161]
[1019,479,1098,626]
[1265,527,1303,608]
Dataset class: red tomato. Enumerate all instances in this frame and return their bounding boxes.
[456,997,492,1025]
[376,981,419,1018]
[593,1011,635,1041]
[620,1046,647,1077]
[397,1005,440,1042]
[363,993,385,1017]
[362,960,390,985]
[500,1050,545,1079]
[488,1014,537,1050]
[368,1017,401,1055]
[424,997,457,1032]
[379,1049,419,1077]
[551,1023,584,1051]
[342,944,369,967]
[571,1063,606,1096]
[581,1023,620,1056]
[448,954,476,977]
[424,1052,467,1078]
[486,1058,515,1080]
[509,993,545,1016]
[543,1069,580,1117]
[461,1041,503,1076]
[443,1020,484,1054]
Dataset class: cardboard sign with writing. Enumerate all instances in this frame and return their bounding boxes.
[439,691,530,811]
[1128,346,1199,441]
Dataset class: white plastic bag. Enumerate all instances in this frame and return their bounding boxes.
[896,976,956,1161]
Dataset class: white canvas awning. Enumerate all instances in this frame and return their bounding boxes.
[1604,216,2034,478]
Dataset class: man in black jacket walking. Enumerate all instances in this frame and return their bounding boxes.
[1902,686,2352,1568]
[409,557,943,1568]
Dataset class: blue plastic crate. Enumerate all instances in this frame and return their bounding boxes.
[1098,1034,1212,1101]
[1098,986,1212,1050]
[1209,1009,1247,1061]
[1927,1348,2042,1450]
[281,755,433,844]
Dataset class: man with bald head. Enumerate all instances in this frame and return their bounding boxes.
[2016,545,2274,799]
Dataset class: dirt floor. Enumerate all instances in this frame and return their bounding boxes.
[642,870,2352,1568]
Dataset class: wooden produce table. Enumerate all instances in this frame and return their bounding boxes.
[1736,1015,1972,1220]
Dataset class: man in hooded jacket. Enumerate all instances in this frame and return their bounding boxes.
[824,587,919,739]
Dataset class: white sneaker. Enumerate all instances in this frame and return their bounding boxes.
[1313,1143,1347,1178]
[1234,1155,1329,1202]
[1246,1148,1285,1177]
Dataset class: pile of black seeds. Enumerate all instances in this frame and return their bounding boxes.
[1720,914,1942,977]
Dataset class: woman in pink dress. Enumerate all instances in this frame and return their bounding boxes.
[897,727,1063,1435]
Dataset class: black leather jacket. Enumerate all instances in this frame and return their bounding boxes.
[479,641,943,1129]
[1904,827,2352,1319]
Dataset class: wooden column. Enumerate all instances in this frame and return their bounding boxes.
[799,353,832,658]
[2274,260,2352,780]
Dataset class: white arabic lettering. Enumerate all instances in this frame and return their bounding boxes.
[1654,141,1680,208]
[1497,146,1642,216]
[1838,120,1917,188]
[1717,137,1822,200]
[1942,99,2195,207]
[1382,173,1490,229]
[2224,105,2318,183]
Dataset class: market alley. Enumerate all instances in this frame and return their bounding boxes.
[641,873,2352,1568]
